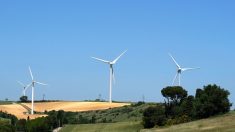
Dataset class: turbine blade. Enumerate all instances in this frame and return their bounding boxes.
[17,81,25,87]
[169,53,180,68]
[112,50,127,64]
[29,66,34,80]
[182,67,200,71]
[91,57,110,64]
[172,73,178,86]
[25,83,32,91]
[35,81,47,86]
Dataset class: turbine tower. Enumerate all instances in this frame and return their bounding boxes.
[28,66,47,115]
[17,81,30,96]
[92,50,127,103]
[169,53,200,86]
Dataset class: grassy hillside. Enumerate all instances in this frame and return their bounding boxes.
[141,111,235,132]
[60,111,235,132]
[64,102,156,124]
[60,121,143,132]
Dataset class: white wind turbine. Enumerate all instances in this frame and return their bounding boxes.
[92,50,127,103]
[169,53,200,86]
[17,81,30,96]
[28,66,47,115]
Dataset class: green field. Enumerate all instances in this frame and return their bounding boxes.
[61,111,235,132]
[141,111,235,132]
[0,101,13,105]
[60,121,143,132]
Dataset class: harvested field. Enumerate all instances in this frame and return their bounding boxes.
[0,102,129,119]
[22,102,130,112]
[0,103,46,119]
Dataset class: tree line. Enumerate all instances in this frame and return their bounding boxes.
[143,84,232,128]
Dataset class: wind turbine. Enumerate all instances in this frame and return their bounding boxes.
[92,50,127,103]
[17,81,30,96]
[169,53,200,86]
[28,66,47,115]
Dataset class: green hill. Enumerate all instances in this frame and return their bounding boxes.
[141,111,235,132]
[60,111,235,132]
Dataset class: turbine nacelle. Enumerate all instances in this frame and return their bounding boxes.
[92,50,127,103]
[28,66,47,115]
[169,53,200,86]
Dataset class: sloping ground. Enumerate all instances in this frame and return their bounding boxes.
[60,121,142,132]
[0,103,46,119]
[0,102,129,120]
[22,102,130,112]
[141,111,235,132]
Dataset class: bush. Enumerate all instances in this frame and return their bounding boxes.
[143,105,166,128]
[0,124,15,132]
[194,84,232,118]
[166,115,191,126]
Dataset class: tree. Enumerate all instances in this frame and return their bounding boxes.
[161,86,187,105]
[194,84,232,118]
[161,86,188,117]
[16,119,27,131]
[143,105,166,128]
[181,95,194,117]
[20,96,28,102]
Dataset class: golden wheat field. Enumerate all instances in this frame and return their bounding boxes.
[0,102,130,119]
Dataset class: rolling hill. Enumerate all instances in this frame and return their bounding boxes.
[0,101,130,119]
[60,111,235,132]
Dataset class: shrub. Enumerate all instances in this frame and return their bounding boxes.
[194,84,232,118]
[143,105,166,128]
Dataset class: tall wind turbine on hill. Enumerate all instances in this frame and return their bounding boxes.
[17,81,30,96]
[92,50,127,103]
[28,66,47,115]
[169,53,200,86]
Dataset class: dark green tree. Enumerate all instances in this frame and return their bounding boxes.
[20,96,28,102]
[16,119,27,131]
[161,86,188,105]
[143,105,166,128]
[161,86,188,117]
[181,95,194,117]
[194,84,232,118]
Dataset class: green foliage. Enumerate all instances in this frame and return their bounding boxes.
[0,112,17,132]
[0,111,18,126]
[20,96,28,102]
[161,86,188,118]
[16,119,27,131]
[26,117,50,132]
[64,103,152,124]
[194,84,232,118]
[181,95,194,117]
[166,115,191,126]
[161,86,188,105]
[0,124,15,132]
[143,84,232,129]
[60,121,143,132]
[143,105,166,128]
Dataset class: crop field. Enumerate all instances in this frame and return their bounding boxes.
[0,103,46,119]
[0,101,129,119]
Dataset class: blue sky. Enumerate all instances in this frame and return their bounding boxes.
[0,1,235,106]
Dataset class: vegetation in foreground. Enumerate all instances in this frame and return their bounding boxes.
[61,121,142,132]
[141,111,235,132]
[0,84,232,132]
[0,101,152,132]
[143,84,232,128]
[60,111,235,132]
